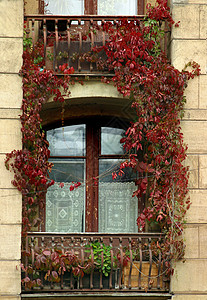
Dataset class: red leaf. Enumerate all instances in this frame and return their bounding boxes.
[52,271,58,279]
[43,250,51,256]
[59,182,64,188]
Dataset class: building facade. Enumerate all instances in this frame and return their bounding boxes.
[0,0,207,300]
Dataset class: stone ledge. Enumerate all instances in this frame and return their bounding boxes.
[21,294,172,299]
[0,109,21,119]
[0,297,21,300]
[183,110,207,121]
[172,295,207,300]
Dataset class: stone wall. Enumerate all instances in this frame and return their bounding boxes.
[171,0,207,299]
[0,0,23,299]
[0,0,206,299]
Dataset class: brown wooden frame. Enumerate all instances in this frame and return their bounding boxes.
[45,119,141,232]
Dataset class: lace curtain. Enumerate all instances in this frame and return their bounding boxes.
[99,182,137,232]
[46,182,137,233]
[46,183,84,232]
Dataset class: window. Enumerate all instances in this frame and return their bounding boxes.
[45,0,141,15]
[45,120,138,233]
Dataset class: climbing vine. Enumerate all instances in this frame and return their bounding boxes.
[5,0,200,287]
[5,40,74,235]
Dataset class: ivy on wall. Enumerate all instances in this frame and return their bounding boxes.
[5,0,200,286]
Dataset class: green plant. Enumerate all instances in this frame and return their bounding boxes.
[56,51,69,61]
[23,35,32,51]
[46,49,53,61]
[85,241,117,277]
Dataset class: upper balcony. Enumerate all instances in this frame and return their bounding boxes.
[24,14,170,76]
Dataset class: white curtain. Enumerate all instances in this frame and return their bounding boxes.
[99,182,138,233]
[98,0,137,15]
[46,183,85,232]
[46,0,84,15]
[45,0,137,15]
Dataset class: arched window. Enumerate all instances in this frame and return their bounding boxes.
[45,119,138,233]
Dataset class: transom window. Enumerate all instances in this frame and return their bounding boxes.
[45,121,138,233]
[45,0,139,15]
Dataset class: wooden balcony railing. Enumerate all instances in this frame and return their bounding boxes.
[24,15,170,75]
[22,232,170,294]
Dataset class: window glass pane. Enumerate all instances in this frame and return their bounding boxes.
[46,158,85,232]
[98,0,137,15]
[49,158,85,182]
[99,159,138,233]
[45,0,84,15]
[47,125,86,156]
[101,127,125,155]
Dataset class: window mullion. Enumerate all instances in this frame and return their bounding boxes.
[85,0,97,14]
[85,123,99,232]
[137,0,144,15]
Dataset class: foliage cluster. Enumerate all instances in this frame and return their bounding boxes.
[21,248,84,289]
[96,1,200,267]
[5,0,200,288]
[5,41,74,235]
[22,241,118,289]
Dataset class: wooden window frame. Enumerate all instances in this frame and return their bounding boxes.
[44,118,143,233]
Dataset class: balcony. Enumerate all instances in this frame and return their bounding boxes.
[21,232,170,296]
[24,15,170,75]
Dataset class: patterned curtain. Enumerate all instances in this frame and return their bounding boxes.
[99,182,138,233]
[46,183,84,232]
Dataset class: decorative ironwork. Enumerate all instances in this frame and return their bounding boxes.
[22,232,170,294]
[24,15,170,74]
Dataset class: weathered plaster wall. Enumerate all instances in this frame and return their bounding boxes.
[0,0,23,299]
[171,0,207,299]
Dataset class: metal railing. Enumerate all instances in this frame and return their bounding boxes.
[24,15,170,75]
[22,232,170,293]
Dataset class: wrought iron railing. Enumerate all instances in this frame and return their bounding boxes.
[22,232,170,294]
[24,15,170,74]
